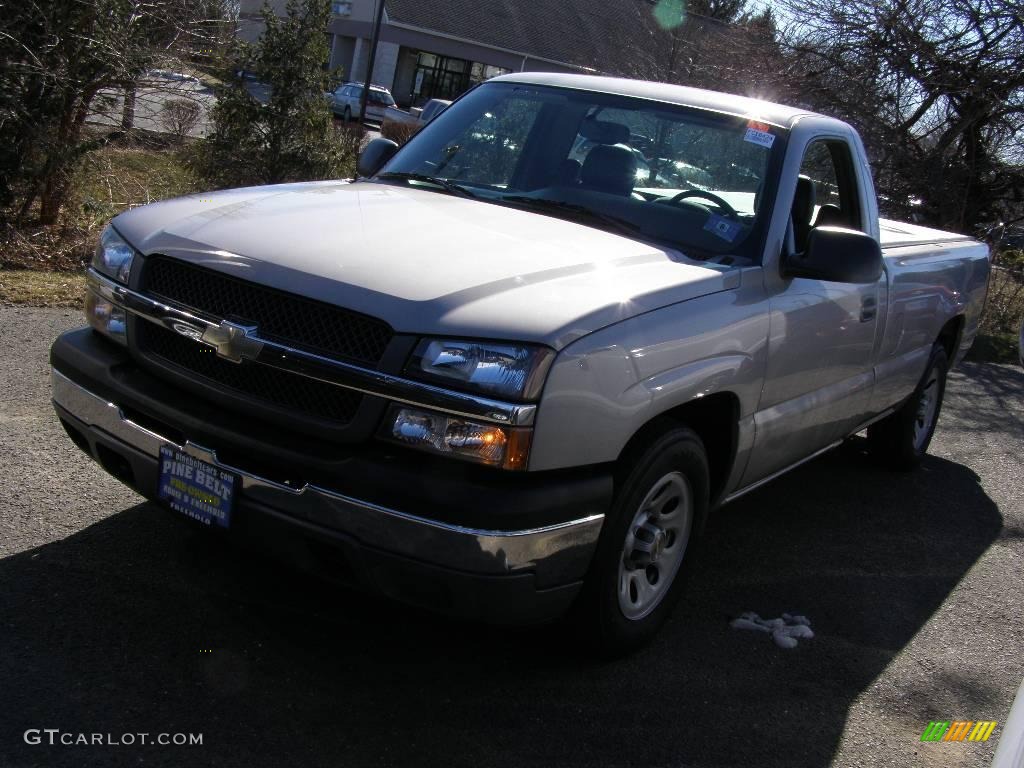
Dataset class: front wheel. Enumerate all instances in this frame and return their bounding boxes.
[867,344,948,470]
[573,426,709,656]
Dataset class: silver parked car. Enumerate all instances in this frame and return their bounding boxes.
[381,99,454,137]
[327,82,396,123]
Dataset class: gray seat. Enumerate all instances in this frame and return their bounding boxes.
[579,145,637,197]
[556,158,582,186]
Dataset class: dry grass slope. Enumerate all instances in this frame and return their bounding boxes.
[0,270,86,307]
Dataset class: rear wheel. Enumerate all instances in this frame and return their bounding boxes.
[867,344,948,470]
[574,426,709,656]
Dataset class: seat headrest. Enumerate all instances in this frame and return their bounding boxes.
[814,204,846,228]
[792,175,816,250]
[556,158,582,185]
[580,145,637,197]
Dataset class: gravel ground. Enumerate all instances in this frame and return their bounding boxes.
[1,306,1021,768]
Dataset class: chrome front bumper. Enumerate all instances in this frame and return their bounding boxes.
[51,369,604,585]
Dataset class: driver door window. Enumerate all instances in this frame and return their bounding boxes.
[792,140,863,251]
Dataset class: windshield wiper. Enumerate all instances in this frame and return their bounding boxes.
[376,172,475,198]
[498,196,641,238]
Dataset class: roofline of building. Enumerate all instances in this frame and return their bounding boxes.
[383,19,600,74]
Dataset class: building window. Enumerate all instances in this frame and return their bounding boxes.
[409,53,510,106]
[470,62,511,85]
[331,1,352,15]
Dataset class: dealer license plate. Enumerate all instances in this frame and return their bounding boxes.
[158,445,235,528]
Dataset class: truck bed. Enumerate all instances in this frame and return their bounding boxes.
[879,218,976,249]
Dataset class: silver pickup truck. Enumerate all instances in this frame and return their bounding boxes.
[51,73,989,652]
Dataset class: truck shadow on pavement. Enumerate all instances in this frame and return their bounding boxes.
[945,361,1024,442]
[0,446,1003,767]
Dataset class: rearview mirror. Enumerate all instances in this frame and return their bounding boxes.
[578,118,630,145]
[783,226,883,283]
[357,138,399,178]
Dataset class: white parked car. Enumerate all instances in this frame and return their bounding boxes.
[143,69,203,91]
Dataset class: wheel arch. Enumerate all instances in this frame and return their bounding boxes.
[615,391,740,506]
[936,314,964,361]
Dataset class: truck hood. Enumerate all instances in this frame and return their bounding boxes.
[113,180,739,350]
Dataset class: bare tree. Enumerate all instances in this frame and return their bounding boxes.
[628,0,789,100]
[777,0,1024,232]
[0,0,233,224]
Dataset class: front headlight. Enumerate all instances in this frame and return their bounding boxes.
[407,339,554,400]
[380,405,532,470]
[84,290,127,345]
[85,225,135,345]
[91,225,137,284]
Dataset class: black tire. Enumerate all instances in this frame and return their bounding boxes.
[343,106,352,122]
[867,344,948,470]
[573,426,709,656]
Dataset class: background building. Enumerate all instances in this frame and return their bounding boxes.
[238,0,681,108]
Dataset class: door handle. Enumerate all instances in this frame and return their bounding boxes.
[860,296,877,322]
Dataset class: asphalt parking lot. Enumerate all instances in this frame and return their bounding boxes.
[1,306,1021,768]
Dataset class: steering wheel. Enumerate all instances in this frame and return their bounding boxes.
[666,190,739,219]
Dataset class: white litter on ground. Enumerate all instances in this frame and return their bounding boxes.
[730,611,815,649]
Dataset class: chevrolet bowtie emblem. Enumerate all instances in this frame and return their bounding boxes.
[199,320,264,363]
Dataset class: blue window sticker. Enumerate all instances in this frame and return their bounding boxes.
[704,214,742,242]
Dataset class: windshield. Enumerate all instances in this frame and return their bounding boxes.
[376,82,786,259]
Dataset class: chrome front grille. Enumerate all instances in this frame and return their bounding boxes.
[141,256,393,365]
[137,321,363,425]
[133,256,395,429]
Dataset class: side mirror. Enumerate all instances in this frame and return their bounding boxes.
[357,137,399,178]
[783,226,883,283]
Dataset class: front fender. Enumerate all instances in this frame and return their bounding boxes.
[529,276,769,472]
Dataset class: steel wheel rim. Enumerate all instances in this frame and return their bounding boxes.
[913,369,940,450]
[617,471,693,621]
